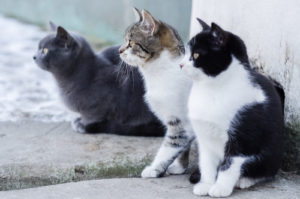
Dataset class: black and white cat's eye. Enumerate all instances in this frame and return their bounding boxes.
[193,53,199,59]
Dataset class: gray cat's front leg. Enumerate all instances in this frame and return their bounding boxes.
[141,117,194,178]
[71,117,86,133]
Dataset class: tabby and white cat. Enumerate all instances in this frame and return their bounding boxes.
[180,19,284,197]
[119,8,194,176]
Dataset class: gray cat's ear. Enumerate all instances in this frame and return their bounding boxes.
[56,26,73,45]
[211,22,227,46]
[49,21,58,31]
[196,18,210,31]
[133,7,142,22]
[141,9,160,35]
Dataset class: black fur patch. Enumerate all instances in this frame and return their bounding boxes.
[189,168,201,184]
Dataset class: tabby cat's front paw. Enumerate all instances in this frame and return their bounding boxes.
[167,161,186,175]
[141,166,163,178]
[71,118,86,134]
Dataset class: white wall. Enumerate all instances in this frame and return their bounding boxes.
[190,0,300,125]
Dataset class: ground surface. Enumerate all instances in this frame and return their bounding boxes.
[0,121,162,190]
[0,175,299,199]
[0,121,299,199]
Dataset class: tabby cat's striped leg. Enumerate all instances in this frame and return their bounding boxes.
[141,117,194,178]
[167,147,190,175]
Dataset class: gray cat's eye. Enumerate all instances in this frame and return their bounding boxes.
[42,48,48,55]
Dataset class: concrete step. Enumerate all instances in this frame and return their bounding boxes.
[0,121,163,190]
[0,175,299,199]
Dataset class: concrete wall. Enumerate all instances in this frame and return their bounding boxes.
[191,0,300,170]
[0,0,192,44]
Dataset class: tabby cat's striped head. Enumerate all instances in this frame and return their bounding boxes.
[119,8,184,67]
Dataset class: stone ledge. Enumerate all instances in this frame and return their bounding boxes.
[0,175,299,199]
[0,121,161,190]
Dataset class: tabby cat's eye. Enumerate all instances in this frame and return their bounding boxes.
[193,53,199,60]
[42,48,48,55]
[129,41,135,47]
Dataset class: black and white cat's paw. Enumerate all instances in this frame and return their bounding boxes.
[193,182,213,196]
[141,166,164,178]
[71,118,86,134]
[166,160,186,175]
[208,183,233,197]
[235,177,258,189]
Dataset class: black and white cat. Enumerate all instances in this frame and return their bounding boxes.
[33,22,165,136]
[180,19,284,197]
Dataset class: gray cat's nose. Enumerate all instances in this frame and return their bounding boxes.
[33,56,36,60]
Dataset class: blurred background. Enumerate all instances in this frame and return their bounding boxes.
[0,0,192,122]
[0,0,192,45]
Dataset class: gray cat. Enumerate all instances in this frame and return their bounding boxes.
[33,22,165,136]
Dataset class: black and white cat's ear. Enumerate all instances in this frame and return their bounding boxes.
[211,22,227,46]
[196,18,210,31]
[49,21,58,31]
[133,7,142,22]
[141,9,160,35]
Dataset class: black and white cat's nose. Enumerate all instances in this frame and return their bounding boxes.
[180,63,184,69]
[33,56,37,60]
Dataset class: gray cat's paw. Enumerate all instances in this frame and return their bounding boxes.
[71,118,86,133]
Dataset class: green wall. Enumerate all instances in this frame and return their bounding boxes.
[0,0,192,44]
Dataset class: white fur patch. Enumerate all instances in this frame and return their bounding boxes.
[119,48,144,67]
[188,57,266,131]
[139,50,192,123]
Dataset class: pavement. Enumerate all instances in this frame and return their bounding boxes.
[0,121,162,190]
[0,175,299,199]
[0,121,299,199]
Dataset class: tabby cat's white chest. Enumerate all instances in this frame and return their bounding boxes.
[140,50,192,121]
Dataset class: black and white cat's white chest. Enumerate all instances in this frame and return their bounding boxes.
[188,58,266,133]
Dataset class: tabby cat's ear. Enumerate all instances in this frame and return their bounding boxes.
[141,9,160,35]
[196,18,210,31]
[211,22,228,46]
[56,26,73,46]
[49,21,58,31]
[133,7,142,22]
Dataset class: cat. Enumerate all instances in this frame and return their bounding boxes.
[180,18,284,197]
[119,8,194,176]
[33,22,165,136]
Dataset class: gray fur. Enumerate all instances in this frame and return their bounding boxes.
[33,25,165,136]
